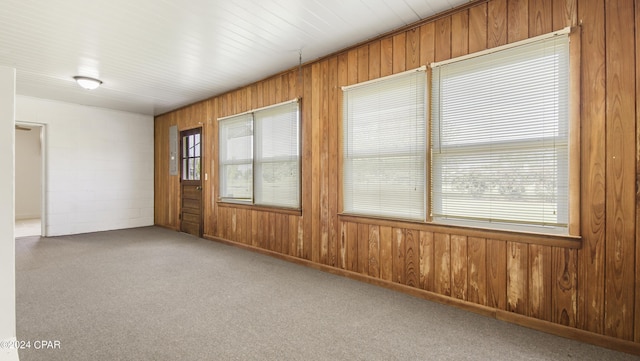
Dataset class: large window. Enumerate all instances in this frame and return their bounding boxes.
[218,99,300,209]
[342,67,427,220]
[431,33,570,233]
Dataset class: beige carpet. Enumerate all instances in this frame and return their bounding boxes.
[15,226,639,360]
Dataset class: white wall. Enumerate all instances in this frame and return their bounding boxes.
[16,96,154,236]
[0,67,19,361]
[15,127,42,220]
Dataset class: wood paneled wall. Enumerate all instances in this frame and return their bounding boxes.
[155,0,640,352]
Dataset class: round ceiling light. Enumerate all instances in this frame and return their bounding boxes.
[73,76,103,90]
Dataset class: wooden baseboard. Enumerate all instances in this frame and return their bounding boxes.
[203,234,640,356]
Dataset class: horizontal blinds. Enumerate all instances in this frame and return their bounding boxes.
[431,35,569,231]
[254,100,300,208]
[219,113,253,201]
[343,68,426,220]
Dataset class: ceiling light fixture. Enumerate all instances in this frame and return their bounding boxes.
[73,76,103,90]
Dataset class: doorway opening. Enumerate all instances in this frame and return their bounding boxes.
[15,121,45,238]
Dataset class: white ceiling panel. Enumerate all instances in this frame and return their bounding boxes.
[0,0,468,115]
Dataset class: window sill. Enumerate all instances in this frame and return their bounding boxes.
[217,201,302,216]
[338,213,581,249]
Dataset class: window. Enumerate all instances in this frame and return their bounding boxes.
[431,33,570,233]
[181,130,201,181]
[342,67,427,221]
[218,99,300,208]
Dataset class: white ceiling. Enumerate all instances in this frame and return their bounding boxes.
[0,0,468,116]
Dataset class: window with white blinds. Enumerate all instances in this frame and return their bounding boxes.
[342,67,427,221]
[218,99,300,208]
[431,34,570,233]
[254,101,300,208]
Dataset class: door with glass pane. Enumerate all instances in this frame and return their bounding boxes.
[180,128,203,237]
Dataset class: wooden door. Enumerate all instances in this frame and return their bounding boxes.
[180,128,203,237]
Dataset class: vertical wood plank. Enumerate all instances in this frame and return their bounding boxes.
[451,11,469,58]
[274,213,283,253]
[368,225,380,278]
[552,0,577,30]
[419,22,436,65]
[636,0,640,343]
[251,210,259,247]
[297,214,305,258]
[605,0,636,341]
[468,237,487,306]
[420,231,435,291]
[357,46,369,83]
[578,0,606,334]
[311,62,321,263]
[289,215,298,257]
[393,228,406,284]
[507,0,529,43]
[380,226,393,281]
[392,33,407,74]
[268,212,277,251]
[347,222,358,272]
[507,242,528,315]
[302,66,313,260]
[488,0,508,48]
[319,59,330,265]
[405,229,419,288]
[339,221,348,269]
[337,53,348,240]
[405,28,420,69]
[529,0,552,36]
[487,239,507,310]
[451,235,468,300]
[553,247,577,326]
[529,244,552,322]
[279,73,288,103]
[231,208,240,243]
[380,37,393,77]
[328,56,339,268]
[369,40,381,80]
[273,76,282,104]
[434,233,451,296]
[435,17,452,62]
[468,4,488,53]
[358,223,369,274]
[281,215,289,254]
[347,49,359,86]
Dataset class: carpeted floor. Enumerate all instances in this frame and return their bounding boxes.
[15,226,639,360]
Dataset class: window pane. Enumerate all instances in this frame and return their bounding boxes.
[195,134,201,157]
[219,114,253,200]
[194,157,201,181]
[182,159,188,180]
[222,164,252,200]
[188,158,195,180]
[344,155,425,219]
[254,100,300,208]
[342,69,427,220]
